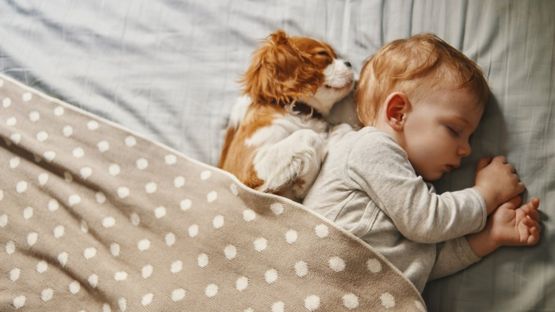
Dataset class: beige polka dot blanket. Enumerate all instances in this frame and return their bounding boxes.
[0,74,425,311]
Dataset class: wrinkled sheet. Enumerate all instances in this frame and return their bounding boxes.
[0,1,554,311]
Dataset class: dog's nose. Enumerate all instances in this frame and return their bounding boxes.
[344,61,352,68]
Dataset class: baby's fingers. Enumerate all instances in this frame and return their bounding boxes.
[523,217,541,245]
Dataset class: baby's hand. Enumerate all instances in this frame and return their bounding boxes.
[488,197,541,247]
[474,156,525,214]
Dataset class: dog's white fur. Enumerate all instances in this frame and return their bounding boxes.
[219,30,354,201]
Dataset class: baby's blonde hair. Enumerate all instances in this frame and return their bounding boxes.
[356,33,490,126]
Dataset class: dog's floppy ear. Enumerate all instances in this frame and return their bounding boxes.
[241,30,323,106]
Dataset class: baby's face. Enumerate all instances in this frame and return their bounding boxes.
[401,87,484,181]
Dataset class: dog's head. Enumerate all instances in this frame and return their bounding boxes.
[241,30,354,115]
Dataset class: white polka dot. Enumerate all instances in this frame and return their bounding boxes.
[36,131,48,142]
[380,292,395,308]
[96,192,107,204]
[43,151,56,162]
[22,92,32,102]
[229,275,246,293]
[171,260,183,273]
[264,269,278,284]
[57,252,68,266]
[224,245,237,260]
[305,295,320,311]
[171,288,186,302]
[230,183,239,196]
[53,225,64,238]
[243,209,256,222]
[87,120,99,130]
[2,97,11,108]
[109,164,121,176]
[165,232,176,246]
[0,214,7,228]
[29,111,40,122]
[141,293,153,306]
[97,141,110,152]
[36,260,48,273]
[138,239,151,251]
[315,224,329,238]
[84,247,97,259]
[41,288,54,302]
[102,303,111,312]
[27,232,38,246]
[88,274,99,288]
[72,147,85,158]
[118,298,127,311]
[10,132,21,144]
[80,167,93,179]
[329,257,346,272]
[117,187,130,198]
[206,191,217,202]
[295,261,308,277]
[6,116,17,127]
[342,293,359,310]
[9,268,20,281]
[81,220,89,233]
[272,301,285,312]
[197,253,209,268]
[142,265,153,279]
[130,213,140,226]
[136,158,148,170]
[165,154,177,165]
[69,281,81,294]
[9,157,20,169]
[16,181,28,193]
[39,173,49,186]
[6,240,16,254]
[285,229,298,244]
[270,203,284,215]
[200,170,212,180]
[180,199,192,211]
[125,136,136,147]
[114,271,128,281]
[414,300,426,312]
[205,284,218,298]
[188,224,199,237]
[102,217,116,228]
[154,206,166,218]
[254,237,267,252]
[145,182,157,193]
[367,258,382,273]
[23,207,33,220]
[13,295,26,309]
[174,176,186,188]
[63,125,73,137]
[68,194,81,206]
[47,199,59,212]
[212,215,224,229]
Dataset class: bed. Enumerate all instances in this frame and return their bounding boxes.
[1,0,553,311]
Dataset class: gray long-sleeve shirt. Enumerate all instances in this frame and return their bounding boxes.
[303,125,487,292]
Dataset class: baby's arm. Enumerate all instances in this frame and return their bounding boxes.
[473,156,525,214]
[466,196,541,257]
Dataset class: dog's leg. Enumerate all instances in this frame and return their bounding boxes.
[253,129,326,200]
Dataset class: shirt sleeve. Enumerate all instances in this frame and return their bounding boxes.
[429,237,481,280]
[345,131,487,243]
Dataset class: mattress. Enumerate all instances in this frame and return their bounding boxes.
[1,0,554,310]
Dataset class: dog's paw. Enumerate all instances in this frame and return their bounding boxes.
[254,129,325,195]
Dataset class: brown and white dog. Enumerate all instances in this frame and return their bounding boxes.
[218,30,354,201]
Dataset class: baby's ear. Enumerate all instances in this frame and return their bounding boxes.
[384,92,410,130]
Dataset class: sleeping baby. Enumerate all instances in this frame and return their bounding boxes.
[303,33,541,292]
